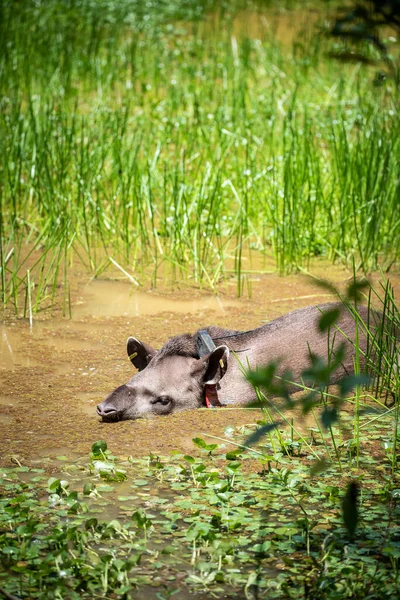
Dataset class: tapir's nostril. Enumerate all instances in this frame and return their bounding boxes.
[97,403,118,419]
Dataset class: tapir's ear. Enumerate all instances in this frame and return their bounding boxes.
[127,337,157,371]
[201,345,229,385]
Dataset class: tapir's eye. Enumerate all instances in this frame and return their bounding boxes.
[158,396,171,406]
[152,396,172,407]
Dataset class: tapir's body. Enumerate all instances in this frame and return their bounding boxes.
[98,303,373,421]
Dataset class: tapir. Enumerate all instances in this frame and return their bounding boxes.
[97,302,376,421]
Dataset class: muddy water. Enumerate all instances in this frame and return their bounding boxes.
[0,265,399,469]
[73,279,241,318]
[209,7,322,45]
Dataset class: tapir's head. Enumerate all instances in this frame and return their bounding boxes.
[97,335,229,421]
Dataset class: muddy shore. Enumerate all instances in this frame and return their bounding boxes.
[1,265,399,468]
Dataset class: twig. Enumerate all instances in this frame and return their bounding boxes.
[0,588,22,600]
[201,432,265,456]
[109,257,139,286]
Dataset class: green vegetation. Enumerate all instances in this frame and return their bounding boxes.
[247,279,400,457]
[1,0,399,313]
[1,287,399,598]
[329,0,400,80]
[1,427,399,599]
[0,2,399,597]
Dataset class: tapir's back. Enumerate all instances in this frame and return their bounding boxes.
[214,303,372,402]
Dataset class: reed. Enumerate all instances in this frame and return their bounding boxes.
[0,0,399,312]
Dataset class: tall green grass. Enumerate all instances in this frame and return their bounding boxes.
[0,0,399,312]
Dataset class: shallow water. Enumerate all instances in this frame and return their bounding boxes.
[207,6,321,45]
[74,279,241,318]
[0,263,399,470]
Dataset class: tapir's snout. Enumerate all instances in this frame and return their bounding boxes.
[97,401,119,422]
[97,384,131,422]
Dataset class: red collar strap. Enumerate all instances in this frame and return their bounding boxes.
[204,384,222,408]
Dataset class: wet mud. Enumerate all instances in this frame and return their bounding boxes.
[1,263,399,469]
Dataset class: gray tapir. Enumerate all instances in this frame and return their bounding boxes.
[97,302,376,421]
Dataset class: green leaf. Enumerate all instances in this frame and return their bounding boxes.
[318,307,341,332]
[132,479,149,486]
[313,279,339,295]
[183,455,195,464]
[106,519,123,532]
[92,460,114,472]
[1,547,17,555]
[346,279,370,302]
[310,458,330,476]
[186,521,213,541]
[339,373,370,396]
[321,407,338,429]
[245,422,279,447]
[48,477,60,491]
[161,545,176,554]
[192,437,217,452]
[83,482,95,495]
[85,518,99,530]
[225,460,241,471]
[342,481,359,540]
[132,509,152,529]
[92,440,108,455]
[253,540,271,553]
[226,449,242,460]
[215,492,230,503]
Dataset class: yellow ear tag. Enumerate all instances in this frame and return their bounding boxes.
[219,359,224,369]
[129,352,138,360]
